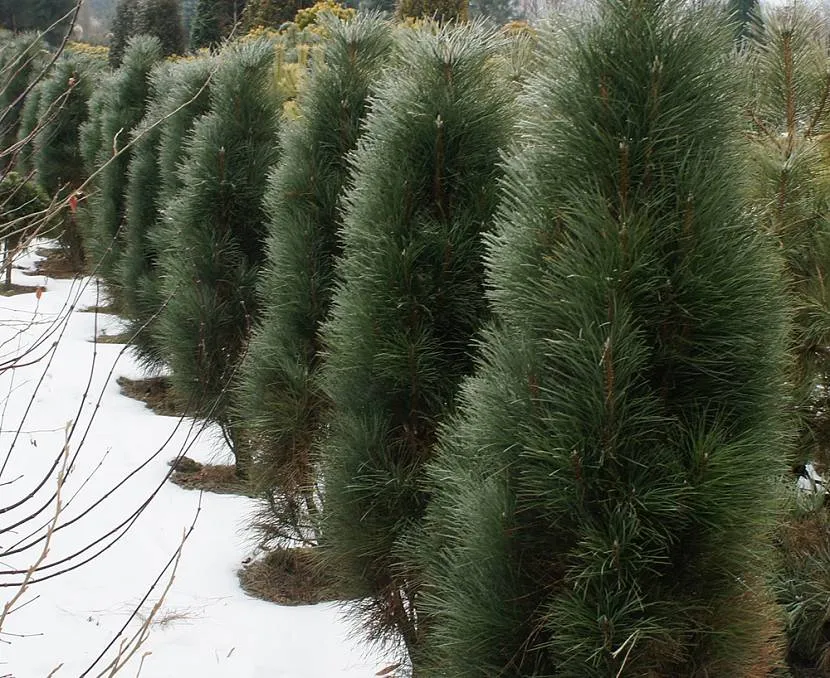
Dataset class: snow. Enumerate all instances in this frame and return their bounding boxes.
[0,245,389,677]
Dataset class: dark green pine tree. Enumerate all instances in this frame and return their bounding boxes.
[235,14,392,545]
[418,2,791,676]
[14,79,43,176]
[136,0,187,57]
[319,21,514,659]
[109,0,139,67]
[84,35,161,298]
[156,38,280,474]
[79,66,118,179]
[0,33,47,165]
[0,0,75,43]
[34,54,104,268]
[120,56,213,367]
[744,6,830,466]
[743,7,830,670]
[189,0,244,49]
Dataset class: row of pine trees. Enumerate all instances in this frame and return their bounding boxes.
[8,0,830,674]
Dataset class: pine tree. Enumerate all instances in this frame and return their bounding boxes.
[84,35,161,298]
[744,7,830,671]
[0,0,76,43]
[319,21,514,659]
[156,38,280,474]
[120,56,213,367]
[14,80,43,176]
[0,172,47,285]
[235,14,392,544]
[0,33,47,164]
[136,0,187,57]
[189,0,244,49]
[33,53,104,268]
[109,0,139,67]
[744,6,830,466]
[241,0,310,30]
[418,2,791,676]
[397,0,467,22]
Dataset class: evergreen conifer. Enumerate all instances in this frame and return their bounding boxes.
[418,2,791,675]
[136,0,187,57]
[34,54,102,267]
[156,38,280,473]
[84,35,161,296]
[236,14,392,544]
[109,0,139,67]
[121,56,213,367]
[318,21,514,658]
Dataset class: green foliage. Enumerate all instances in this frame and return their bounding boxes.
[0,0,76,43]
[774,492,830,675]
[728,0,757,45]
[120,56,213,367]
[319,21,514,658]
[236,14,392,545]
[109,0,138,66]
[0,171,47,283]
[84,35,161,294]
[418,2,791,676]
[242,0,310,30]
[33,54,103,266]
[156,39,280,470]
[743,8,830,674]
[110,0,186,66]
[0,33,48,161]
[14,80,43,175]
[397,0,467,23]
[189,0,244,48]
[135,0,187,57]
[744,6,830,467]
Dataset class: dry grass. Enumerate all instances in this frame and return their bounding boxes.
[28,246,83,279]
[237,547,354,606]
[0,282,44,297]
[169,463,253,496]
[117,376,185,418]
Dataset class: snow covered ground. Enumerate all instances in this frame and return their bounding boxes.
[0,245,389,677]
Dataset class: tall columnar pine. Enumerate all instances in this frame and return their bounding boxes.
[14,79,42,175]
[319,21,514,657]
[34,54,104,268]
[189,0,244,49]
[744,7,830,466]
[135,0,187,58]
[743,8,830,671]
[84,35,161,298]
[0,33,47,165]
[120,56,213,367]
[156,39,280,474]
[417,1,792,676]
[109,0,138,67]
[235,14,392,545]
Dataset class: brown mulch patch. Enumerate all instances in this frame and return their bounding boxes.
[169,461,254,496]
[116,375,185,418]
[28,247,83,280]
[79,303,121,315]
[0,283,43,297]
[238,547,352,606]
[93,331,132,344]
